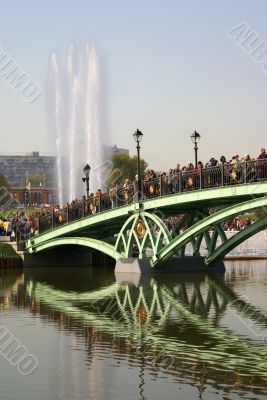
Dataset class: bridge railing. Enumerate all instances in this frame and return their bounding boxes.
[37,158,267,234]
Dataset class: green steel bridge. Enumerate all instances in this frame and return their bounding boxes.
[25,159,267,268]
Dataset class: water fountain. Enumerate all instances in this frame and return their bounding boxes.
[48,43,108,205]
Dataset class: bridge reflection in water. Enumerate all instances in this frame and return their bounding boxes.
[2,265,267,398]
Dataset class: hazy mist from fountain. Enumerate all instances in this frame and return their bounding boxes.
[48,43,108,205]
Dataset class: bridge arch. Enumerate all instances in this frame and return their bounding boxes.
[28,237,123,260]
[206,216,267,264]
[152,196,267,267]
[26,182,267,252]
[115,211,171,258]
[25,181,267,268]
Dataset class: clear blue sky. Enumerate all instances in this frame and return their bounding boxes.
[0,0,267,170]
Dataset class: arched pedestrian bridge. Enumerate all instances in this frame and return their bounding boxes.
[25,160,267,269]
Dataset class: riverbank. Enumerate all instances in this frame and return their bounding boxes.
[225,255,267,260]
[0,243,23,268]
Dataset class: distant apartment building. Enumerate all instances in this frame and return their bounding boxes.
[0,147,129,188]
[0,151,56,187]
[0,146,129,206]
[0,151,56,206]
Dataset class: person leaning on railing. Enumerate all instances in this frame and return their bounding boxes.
[109,184,118,208]
[172,163,181,193]
[183,162,195,190]
[88,192,96,214]
[257,148,267,180]
[230,155,242,183]
[258,147,266,160]
[166,168,173,194]
[160,172,168,195]
[143,170,151,197]
[95,189,102,212]
[195,161,203,189]
[241,154,252,182]
[102,189,112,210]
[149,169,158,197]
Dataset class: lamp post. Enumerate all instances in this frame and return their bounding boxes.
[190,130,201,168]
[82,163,91,199]
[133,129,144,201]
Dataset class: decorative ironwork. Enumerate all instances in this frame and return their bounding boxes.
[35,159,267,235]
[115,211,171,259]
[187,177,193,187]
[135,220,146,238]
[231,170,237,180]
[149,184,155,194]
[151,196,267,268]
[124,190,129,201]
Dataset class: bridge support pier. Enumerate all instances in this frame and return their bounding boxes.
[115,257,226,274]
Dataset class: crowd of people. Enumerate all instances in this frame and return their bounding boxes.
[0,212,255,242]
[0,213,38,241]
[221,217,254,231]
[160,216,254,235]
[128,147,267,196]
[0,147,266,239]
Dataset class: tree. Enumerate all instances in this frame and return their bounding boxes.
[252,208,267,221]
[0,173,9,189]
[0,174,13,208]
[24,172,54,187]
[106,154,148,186]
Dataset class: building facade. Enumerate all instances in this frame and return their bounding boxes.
[0,151,56,187]
[0,147,129,206]
[8,186,57,207]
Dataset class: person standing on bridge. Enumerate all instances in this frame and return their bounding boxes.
[257,148,266,160]
[257,148,267,180]
[173,163,181,192]
[95,189,102,212]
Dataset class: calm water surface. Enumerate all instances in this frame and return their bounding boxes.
[1,260,267,400]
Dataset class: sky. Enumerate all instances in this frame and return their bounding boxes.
[0,0,267,171]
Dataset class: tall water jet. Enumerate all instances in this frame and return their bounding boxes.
[85,45,104,193]
[48,52,64,207]
[48,43,108,205]
[67,44,78,202]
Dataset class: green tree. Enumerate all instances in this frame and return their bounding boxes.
[252,208,267,222]
[107,154,148,185]
[24,172,54,187]
[0,173,9,189]
[0,174,11,208]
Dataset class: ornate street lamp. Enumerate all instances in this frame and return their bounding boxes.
[133,129,143,201]
[190,130,201,168]
[82,163,91,199]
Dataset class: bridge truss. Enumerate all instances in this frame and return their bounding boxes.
[26,172,267,268]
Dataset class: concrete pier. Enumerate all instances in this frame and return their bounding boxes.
[115,256,226,274]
